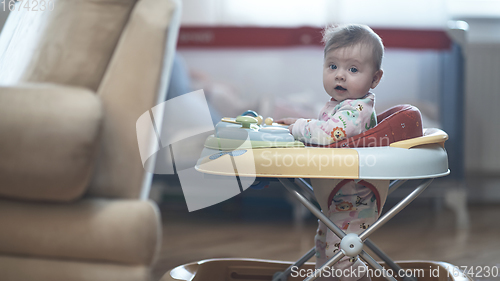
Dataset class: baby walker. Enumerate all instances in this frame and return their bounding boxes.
[161,105,472,281]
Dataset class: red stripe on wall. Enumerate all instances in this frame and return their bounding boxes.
[178,26,451,50]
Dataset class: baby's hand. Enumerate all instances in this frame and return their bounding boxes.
[275,117,300,125]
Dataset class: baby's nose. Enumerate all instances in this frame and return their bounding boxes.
[335,72,345,81]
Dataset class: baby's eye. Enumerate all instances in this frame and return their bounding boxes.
[329,64,337,70]
[349,67,358,73]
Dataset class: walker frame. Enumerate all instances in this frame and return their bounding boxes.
[162,107,473,281]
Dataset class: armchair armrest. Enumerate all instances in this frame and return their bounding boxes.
[0,83,102,201]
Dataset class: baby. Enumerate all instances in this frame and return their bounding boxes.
[278,24,385,281]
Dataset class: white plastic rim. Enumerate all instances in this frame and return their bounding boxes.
[355,144,449,179]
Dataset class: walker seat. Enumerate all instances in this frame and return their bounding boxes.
[163,105,471,281]
[320,104,424,148]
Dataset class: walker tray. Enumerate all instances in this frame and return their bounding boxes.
[196,107,450,180]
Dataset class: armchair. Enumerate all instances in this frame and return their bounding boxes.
[0,0,181,280]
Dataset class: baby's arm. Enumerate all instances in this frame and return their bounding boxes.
[274,117,299,134]
[274,117,300,125]
[291,99,375,145]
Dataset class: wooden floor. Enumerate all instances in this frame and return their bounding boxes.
[152,200,500,281]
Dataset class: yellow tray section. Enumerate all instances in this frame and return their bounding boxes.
[197,147,359,179]
[196,128,448,179]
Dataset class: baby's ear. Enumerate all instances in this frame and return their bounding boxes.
[371,70,383,89]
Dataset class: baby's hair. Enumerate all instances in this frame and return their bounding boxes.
[323,24,384,70]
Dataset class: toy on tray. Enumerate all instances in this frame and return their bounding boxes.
[204,109,304,150]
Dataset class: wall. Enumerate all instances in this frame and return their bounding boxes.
[459,18,500,202]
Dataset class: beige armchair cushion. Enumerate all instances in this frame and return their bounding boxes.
[0,83,102,201]
[0,198,160,266]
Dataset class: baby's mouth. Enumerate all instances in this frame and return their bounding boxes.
[335,85,347,91]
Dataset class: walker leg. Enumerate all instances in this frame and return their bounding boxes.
[273,247,316,281]
[359,251,398,281]
[279,178,346,281]
[304,251,346,281]
[364,239,417,281]
[359,179,433,240]
[295,178,317,200]
[289,178,317,229]
[388,179,408,194]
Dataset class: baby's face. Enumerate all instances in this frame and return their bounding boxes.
[323,44,382,101]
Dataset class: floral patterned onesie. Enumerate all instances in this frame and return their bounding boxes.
[291,93,377,145]
[291,93,388,281]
